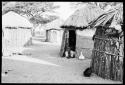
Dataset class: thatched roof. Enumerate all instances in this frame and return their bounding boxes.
[89,4,123,28]
[61,4,104,29]
[2,11,33,27]
[44,19,64,30]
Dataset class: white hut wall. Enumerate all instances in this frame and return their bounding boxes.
[51,30,57,43]
[60,30,64,44]
[76,30,94,59]
[2,27,32,55]
[56,30,60,43]
[56,30,64,45]
[47,30,51,42]
[4,27,11,40]
[49,30,52,42]
[48,30,59,43]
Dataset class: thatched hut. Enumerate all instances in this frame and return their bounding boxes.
[60,4,104,58]
[29,14,59,39]
[31,24,46,42]
[89,4,123,82]
[44,19,64,45]
[2,11,33,56]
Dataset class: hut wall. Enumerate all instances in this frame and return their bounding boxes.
[91,26,124,82]
[46,29,64,45]
[60,29,94,58]
[50,30,58,42]
[54,30,64,45]
[2,27,32,56]
[60,29,69,57]
[76,35,94,59]
[46,30,51,42]
[46,30,54,42]
[56,30,61,43]
[57,30,64,45]
[45,30,49,42]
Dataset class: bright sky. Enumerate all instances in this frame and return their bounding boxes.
[53,2,76,20]
[53,2,86,20]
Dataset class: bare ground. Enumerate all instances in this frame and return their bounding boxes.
[2,40,122,84]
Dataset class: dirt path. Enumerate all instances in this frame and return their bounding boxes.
[2,41,122,83]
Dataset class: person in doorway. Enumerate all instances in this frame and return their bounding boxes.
[70,49,75,58]
[65,47,75,59]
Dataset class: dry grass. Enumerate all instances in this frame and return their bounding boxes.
[61,5,104,29]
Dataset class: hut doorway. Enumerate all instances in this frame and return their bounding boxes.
[60,29,76,57]
[68,30,76,51]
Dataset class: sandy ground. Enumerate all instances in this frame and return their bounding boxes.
[2,40,122,84]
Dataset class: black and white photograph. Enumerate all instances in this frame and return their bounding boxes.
[2,1,123,84]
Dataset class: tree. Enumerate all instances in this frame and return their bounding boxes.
[2,2,59,18]
[2,2,60,25]
[69,2,123,10]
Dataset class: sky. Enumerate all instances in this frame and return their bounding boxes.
[53,2,78,20]
[53,2,86,20]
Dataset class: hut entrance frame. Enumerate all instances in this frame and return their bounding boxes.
[60,29,76,57]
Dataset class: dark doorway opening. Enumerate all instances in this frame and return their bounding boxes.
[68,30,76,51]
[61,30,76,57]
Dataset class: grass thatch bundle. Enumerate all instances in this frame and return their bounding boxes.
[91,26,123,82]
[89,3,123,28]
[89,3,123,82]
[61,5,104,29]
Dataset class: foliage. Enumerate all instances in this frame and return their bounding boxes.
[2,2,60,24]
[70,2,123,10]
[29,14,59,25]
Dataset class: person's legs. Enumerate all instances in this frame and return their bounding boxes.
[65,48,71,59]
[70,50,75,58]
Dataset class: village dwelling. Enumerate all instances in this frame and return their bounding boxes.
[29,14,60,42]
[60,4,104,58]
[32,24,47,42]
[89,4,123,82]
[2,11,33,56]
[44,19,64,45]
